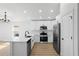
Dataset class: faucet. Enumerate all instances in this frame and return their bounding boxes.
[25,31,29,37]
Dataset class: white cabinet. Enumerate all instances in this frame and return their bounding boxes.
[11,42,27,56]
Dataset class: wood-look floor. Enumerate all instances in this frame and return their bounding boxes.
[31,42,59,56]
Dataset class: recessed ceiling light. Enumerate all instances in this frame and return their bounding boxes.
[50,10,54,13]
[39,9,42,13]
[24,10,27,13]
[40,16,42,19]
[48,17,51,19]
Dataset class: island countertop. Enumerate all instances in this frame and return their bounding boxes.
[0,37,31,42]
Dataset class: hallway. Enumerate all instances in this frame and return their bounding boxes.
[31,43,59,56]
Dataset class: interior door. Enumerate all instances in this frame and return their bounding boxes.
[61,11,73,56]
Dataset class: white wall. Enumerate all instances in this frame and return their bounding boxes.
[12,20,35,40]
[0,22,12,41]
[60,3,76,17]
[33,21,53,30]
[0,20,34,41]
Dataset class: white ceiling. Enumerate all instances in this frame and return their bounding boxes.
[0,3,60,21]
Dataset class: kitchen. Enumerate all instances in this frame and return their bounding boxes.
[0,3,79,56]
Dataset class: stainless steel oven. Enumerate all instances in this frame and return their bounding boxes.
[40,25,48,42]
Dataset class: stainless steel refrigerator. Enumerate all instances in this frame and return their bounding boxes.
[53,23,61,55]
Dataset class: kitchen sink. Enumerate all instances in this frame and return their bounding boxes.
[26,36,31,38]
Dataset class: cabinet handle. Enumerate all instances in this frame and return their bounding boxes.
[71,36,72,40]
[62,38,64,40]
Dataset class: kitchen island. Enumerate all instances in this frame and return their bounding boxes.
[0,38,31,56]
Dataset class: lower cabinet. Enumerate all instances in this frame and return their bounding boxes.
[11,42,27,56]
[11,39,31,56]
[27,39,31,56]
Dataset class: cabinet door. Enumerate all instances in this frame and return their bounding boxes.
[12,42,27,56]
[61,11,74,56]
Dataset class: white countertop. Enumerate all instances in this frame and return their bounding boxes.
[11,38,31,42]
[0,37,31,42]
